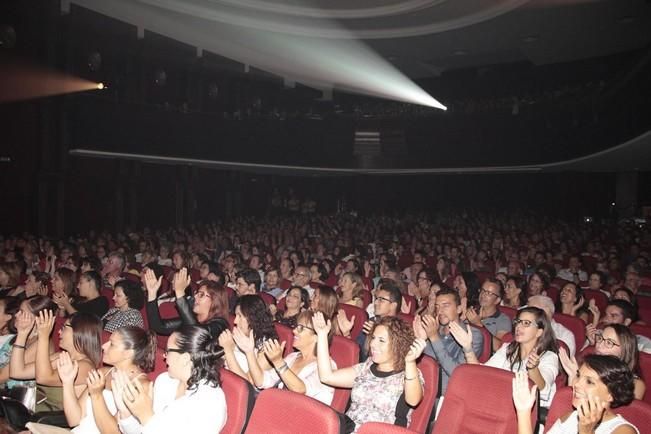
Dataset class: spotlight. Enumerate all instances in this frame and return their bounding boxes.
[97,83,105,90]
[0,25,16,49]
[87,51,102,72]
[154,69,167,86]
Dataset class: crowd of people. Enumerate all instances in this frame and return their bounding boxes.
[0,210,649,433]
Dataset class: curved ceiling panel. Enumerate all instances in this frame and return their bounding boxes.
[136,0,533,39]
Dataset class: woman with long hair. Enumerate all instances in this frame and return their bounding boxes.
[274,286,309,328]
[144,268,229,338]
[115,326,227,434]
[560,324,646,400]
[338,272,364,308]
[452,306,559,407]
[314,312,426,433]
[503,275,527,308]
[219,294,277,382]
[243,310,337,405]
[57,326,157,434]
[513,355,638,434]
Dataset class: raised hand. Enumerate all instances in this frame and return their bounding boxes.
[232,327,256,354]
[336,309,355,337]
[412,315,427,340]
[572,296,585,314]
[35,309,56,338]
[587,299,600,326]
[585,324,598,346]
[526,351,541,370]
[262,339,285,367]
[512,371,538,412]
[122,377,153,422]
[577,394,606,434]
[86,369,106,396]
[173,268,191,299]
[361,320,374,335]
[218,330,236,352]
[56,352,79,385]
[449,321,473,351]
[465,306,482,327]
[111,370,132,416]
[143,268,162,301]
[405,338,426,363]
[14,310,36,337]
[107,274,118,289]
[558,347,579,382]
[401,298,412,315]
[312,311,332,336]
[420,314,440,341]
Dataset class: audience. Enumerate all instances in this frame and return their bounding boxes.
[101,279,145,332]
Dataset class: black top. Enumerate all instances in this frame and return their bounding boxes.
[73,296,110,318]
[146,296,229,338]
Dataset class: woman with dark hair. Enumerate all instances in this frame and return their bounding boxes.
[55,270,109,319]
[10,310,102,411]
[115,325,226,434]
[526,271,548,298]
[310,285,341,335]
[314,313,426,433]
[452,306,560,407]
[503,275,527,308]
[435,256,453,286]
[243,310,337,405]
[513,355,638,434]
[558,282,585,317]
[101,279,145,332]
[455,272,480,309]
[57,326,157,434]
[410,269,436,313]
[589,271,609,296]
[219,294,277,382]
[274,286,309,328]
[0,262,21,296]
[144,268,229,338]
[560,324,646,400]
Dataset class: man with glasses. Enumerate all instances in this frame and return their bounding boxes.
[355,279,402,360]
[465,278,512,352]
[290,265,314,298]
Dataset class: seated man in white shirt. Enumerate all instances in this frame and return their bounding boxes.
[528,295,576,357]
[556,255,588,284]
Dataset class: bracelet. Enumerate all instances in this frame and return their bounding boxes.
[463,348,474,354]
[276,363,289,374]
[405,376,417,381]
[13,344,26,350]
[526,363,539,370]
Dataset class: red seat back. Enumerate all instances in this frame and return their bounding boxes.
[101,288,115,308]
[617,397,651,430]
[358,422,418,434]
[498,306,518,321]
[398,313,415,325]
[631,323,651,340]
[329,335,360,413]
[244,389,342,434]
[259,292,276,306]
[148,347,167,382]
[274,323,294,357]
[583,289,608,313]
[402,294,417,315]
[220,368,255,434]
[544,386,573,432]
[470,324,492,363]
[638,296,651,324]
[53,316,67,352]
[553,313,586,349]
[158,301,179,320]
[433,365,537,434]
[361,290,372,309]
[408,355,439,434]
[337,304,368,340]
[638,352,651,405]
[545,286,560,304]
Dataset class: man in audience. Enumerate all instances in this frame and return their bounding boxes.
[261,267,284,299]
[528,295,576,356]
[291,265,314,297]
[230,268,261,311]
[419,288,484,395]
[465,278,512,351]
[596,300,651,354]
[101,251,125,287]
[356,279,402,360]
[556,255,588,283]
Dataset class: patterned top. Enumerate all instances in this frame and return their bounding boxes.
[347,359,424,433]
[101,307,145,332]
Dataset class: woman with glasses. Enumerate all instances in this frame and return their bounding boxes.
[513,355,638,434]
[241,310,336,405]
[451,306,559,407]
[560,324,646,400]
[115,325,227,434]
[144,268,229,338]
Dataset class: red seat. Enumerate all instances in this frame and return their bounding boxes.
[402,294,417,315]
[337,304,368,341]
[408,355,439,434]
[358,422,418,434]
[259,292,276,306]
[53,316,67,352]
[546,386,651,432]
[398,313,415,325]
[329,335,360,413]
[101,330,112,344]
[244,389,342,434]
[433,365,537,434]
[545,286,560,304]
[228,314,235,329]
[159,301,179,320]
[220,368,255,434]
[631,323,651,340]
[498,306,517,321]
[583,289,608,313]
[471,324,492,363]
[101,288,115,308]
[553,313,586,350]
[274,323,294,357]
[277,296,287,312]
[638,352,651,405]
[360,290,372,309]
[637,295,651,324]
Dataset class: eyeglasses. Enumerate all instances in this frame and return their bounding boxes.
[63,323,72,329]
[595,334,620,349]
[164,348,186,356]
[194,291,212,299]
[294,324,315,333]
[480,288,499,298]
[374,296,392,304]
[513,319,537,328]
[294,273,308,278]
